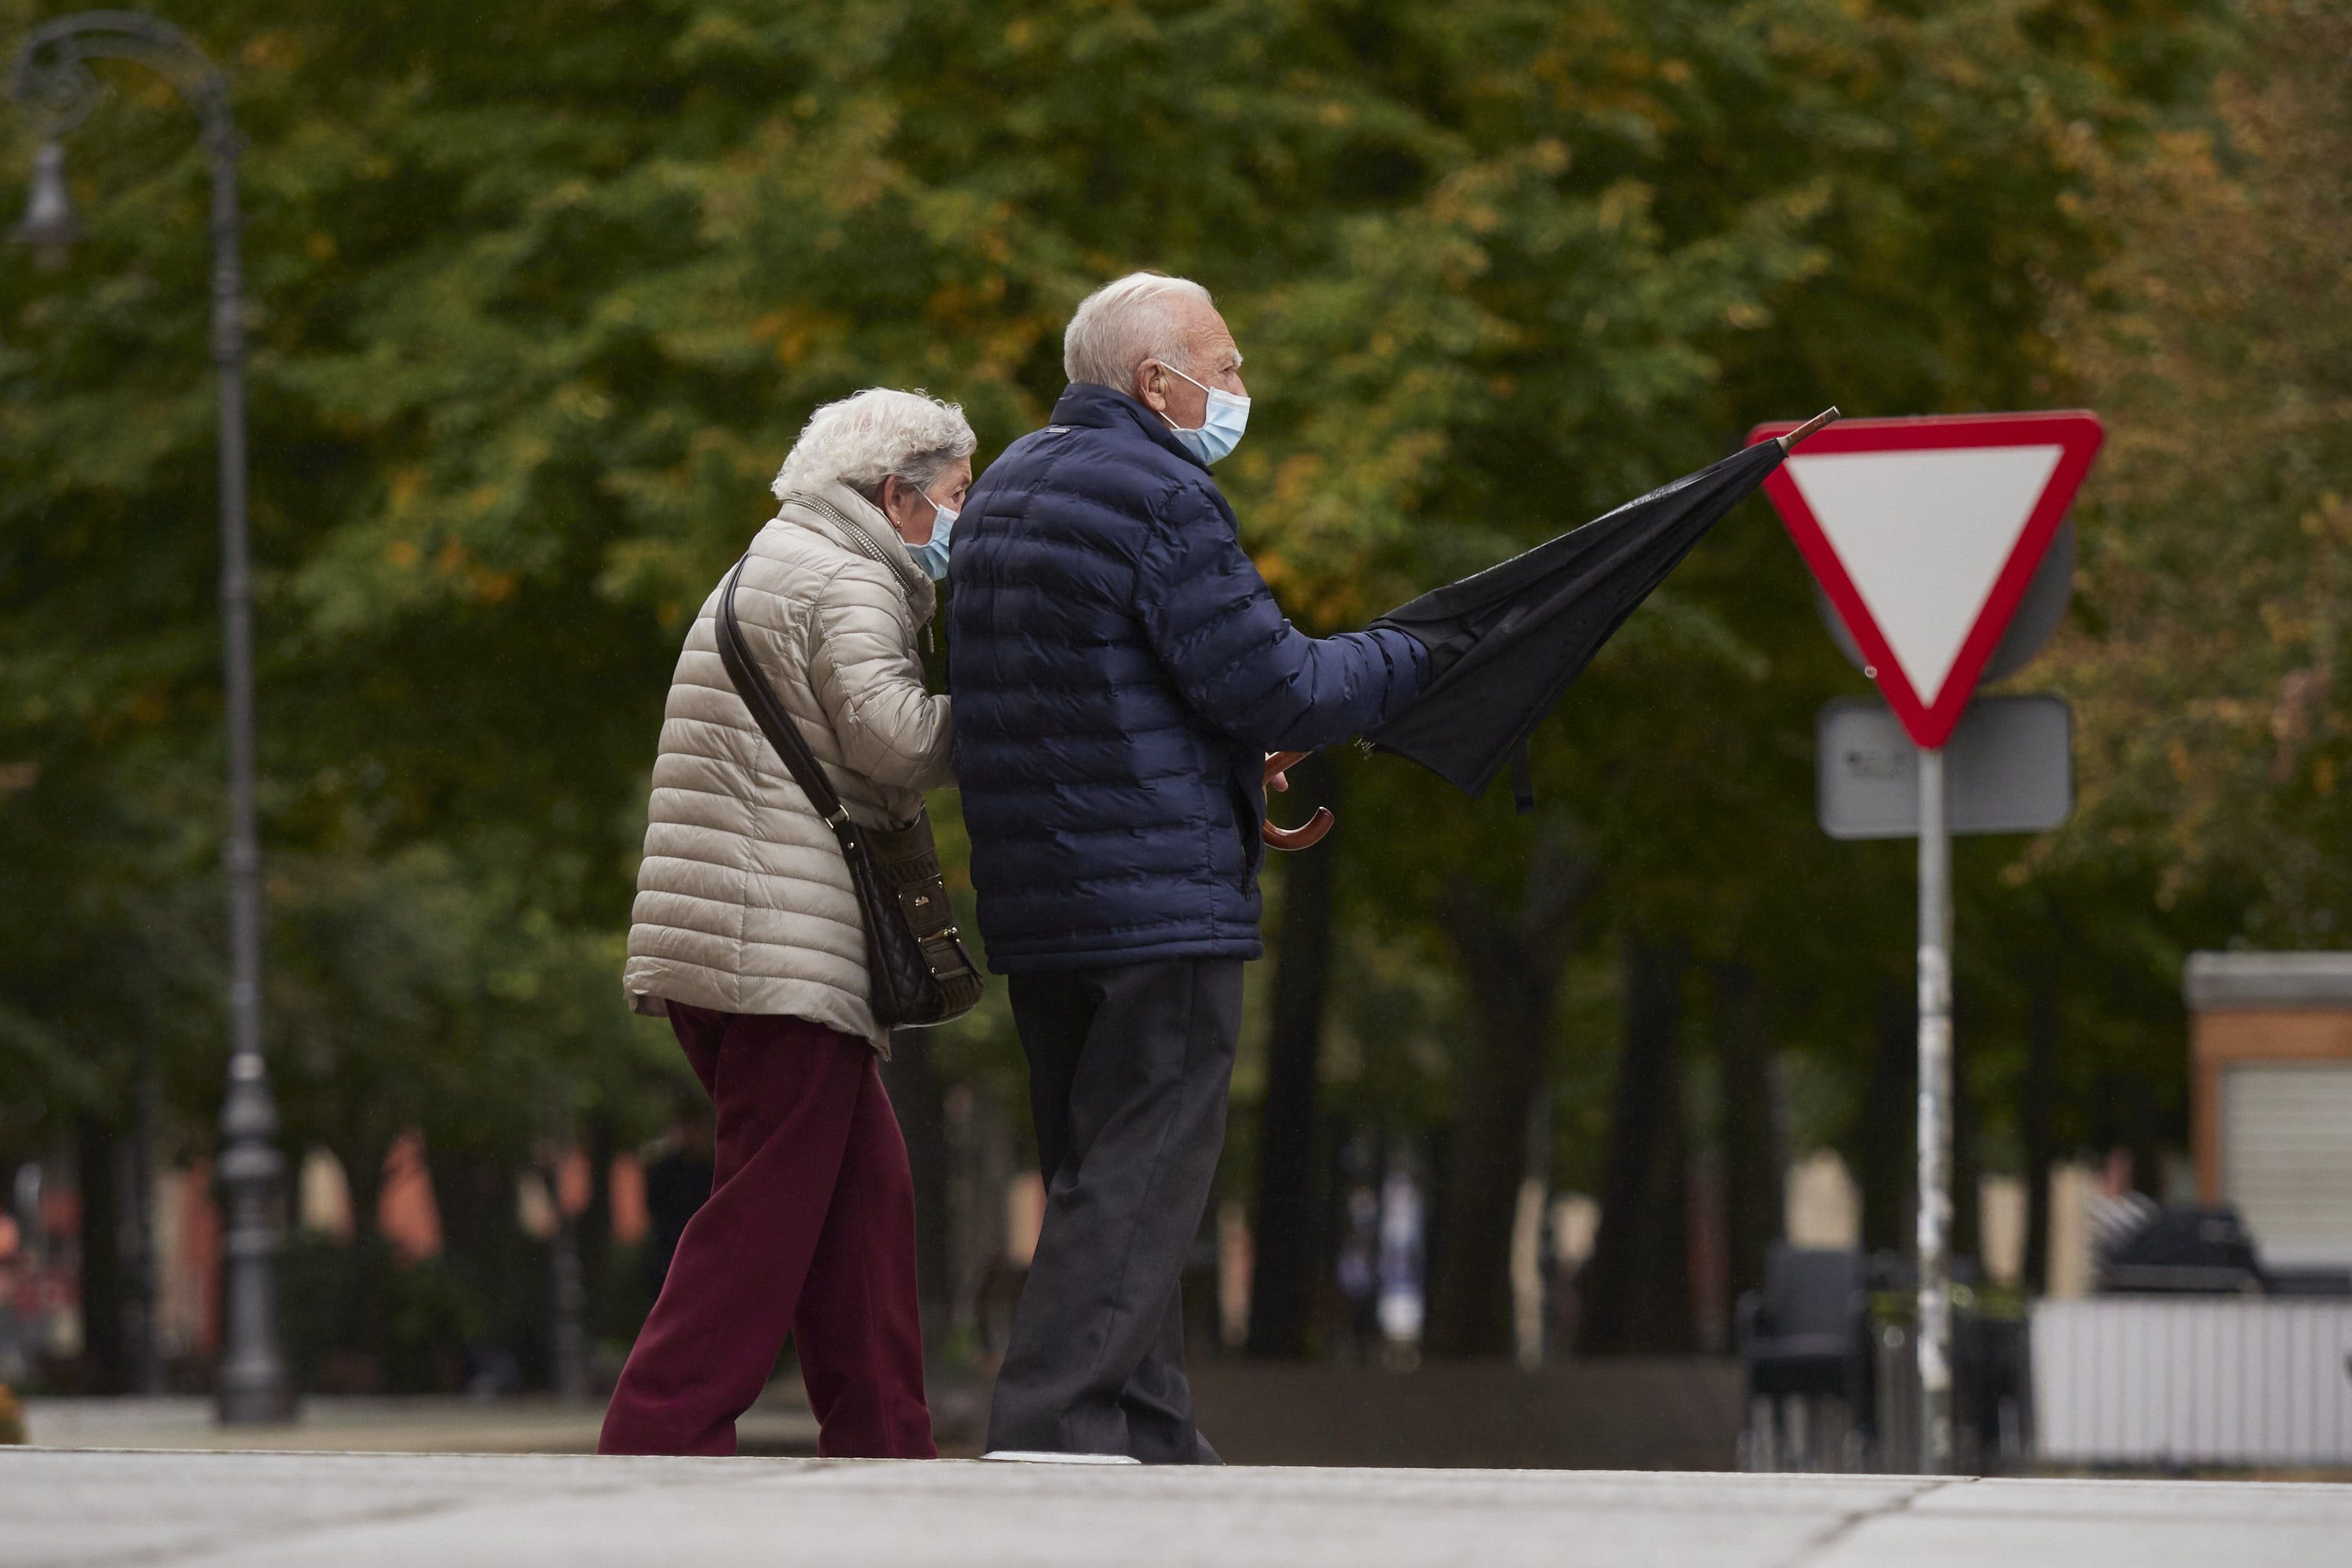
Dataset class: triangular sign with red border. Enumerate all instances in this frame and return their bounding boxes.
[1747,411,2103,750]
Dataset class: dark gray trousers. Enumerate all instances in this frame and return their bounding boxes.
[986,956,1243,1463]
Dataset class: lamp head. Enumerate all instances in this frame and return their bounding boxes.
[11,141,80,270]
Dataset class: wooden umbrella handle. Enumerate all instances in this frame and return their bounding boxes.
[1261,750,1334,851]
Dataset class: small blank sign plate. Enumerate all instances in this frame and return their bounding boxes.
[1817,693,2072,840]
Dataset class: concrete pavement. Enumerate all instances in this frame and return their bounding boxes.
[18,1394,821,1455]
[5,1450,2349,1568]
[16,1360,1738,1468]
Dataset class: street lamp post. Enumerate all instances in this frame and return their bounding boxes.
[9,10,290,1424]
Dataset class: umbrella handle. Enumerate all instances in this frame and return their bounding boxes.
[1261,750,1333,851]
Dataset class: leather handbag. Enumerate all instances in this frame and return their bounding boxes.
[714,557,982,1030]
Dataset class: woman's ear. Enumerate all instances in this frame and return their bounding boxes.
[879,475,916,528]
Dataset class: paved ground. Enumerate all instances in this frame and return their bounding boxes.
[4,1450,2349,1568]
[1186,1357,1741,1469]
[20,1394,820,1455]
[18,1359,1737,1468]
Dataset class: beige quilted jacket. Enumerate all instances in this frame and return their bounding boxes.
[622,481,953,1053]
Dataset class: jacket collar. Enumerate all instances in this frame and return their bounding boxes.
[773,478,937,621]
[1051,382,1210,474]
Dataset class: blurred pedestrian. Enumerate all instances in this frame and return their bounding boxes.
[639,1087,716,1298]
[601,388,972,1459]
[948,274,1428,1461]
[1375,1163,1428,1370]
[2085,1146,2158,1278]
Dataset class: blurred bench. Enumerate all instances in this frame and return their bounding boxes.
[1736,1245,1873,1470]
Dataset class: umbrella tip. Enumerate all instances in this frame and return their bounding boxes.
[1779,407,1842,452]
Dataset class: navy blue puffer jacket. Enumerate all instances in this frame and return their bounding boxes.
[948,383,1425,972]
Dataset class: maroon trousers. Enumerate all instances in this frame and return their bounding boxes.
[597,1004,935,1459]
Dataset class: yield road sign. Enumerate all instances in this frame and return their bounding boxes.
[1748,412,2103,748]
[1817,694,2073,840]
[1811,521,2075,687]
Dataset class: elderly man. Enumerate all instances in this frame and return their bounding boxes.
[949,273,1428,1463]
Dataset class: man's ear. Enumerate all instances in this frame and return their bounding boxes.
[1134,360,1169,414]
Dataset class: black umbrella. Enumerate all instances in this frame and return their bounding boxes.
[1356,408,1841,813]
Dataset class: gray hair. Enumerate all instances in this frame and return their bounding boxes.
[771,387,977,504]
[1062,271,1216,390]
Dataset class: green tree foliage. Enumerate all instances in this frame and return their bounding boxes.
[1927,0,2352,1223]
[2044,0,2352,942]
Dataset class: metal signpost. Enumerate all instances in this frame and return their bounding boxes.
[1914,742,1953,1465]
[1750,412,2103,1472]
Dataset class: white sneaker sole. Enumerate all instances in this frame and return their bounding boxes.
[979,1450,1142,1465]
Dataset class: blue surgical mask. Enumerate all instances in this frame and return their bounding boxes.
[1157,362,1250,466]
[909,493,958,581]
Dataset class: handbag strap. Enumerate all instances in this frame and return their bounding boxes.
[715,556,862,857]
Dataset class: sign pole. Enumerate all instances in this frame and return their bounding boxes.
[1915,744,1955,1472]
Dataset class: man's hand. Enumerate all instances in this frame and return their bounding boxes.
[1259,750,1329,850]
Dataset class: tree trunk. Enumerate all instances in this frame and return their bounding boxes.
[430,1145,534,1385]
[880,1030,954,1351]
[1247,761,1341,1359]
[336,1130,393,1387]
[1577,936,1695,1355]
[76,1113,125,1390]
[1950,1004,1981,1268]
[127,1031,164,1394]
[1856,982,1915,1257]
[548,1174,590,1405]
[1426,848,1589,1358]
[2022,985,2058,1291]
[1711,961,1784,1309]
[578,1110,616,1340]
[2118,1077,2165,1204]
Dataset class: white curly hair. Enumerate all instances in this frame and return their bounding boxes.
[771,387,977,504]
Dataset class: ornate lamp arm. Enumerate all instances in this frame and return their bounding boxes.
[11,10,233,148]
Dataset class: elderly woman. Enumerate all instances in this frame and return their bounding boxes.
[599,388,973,1460]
